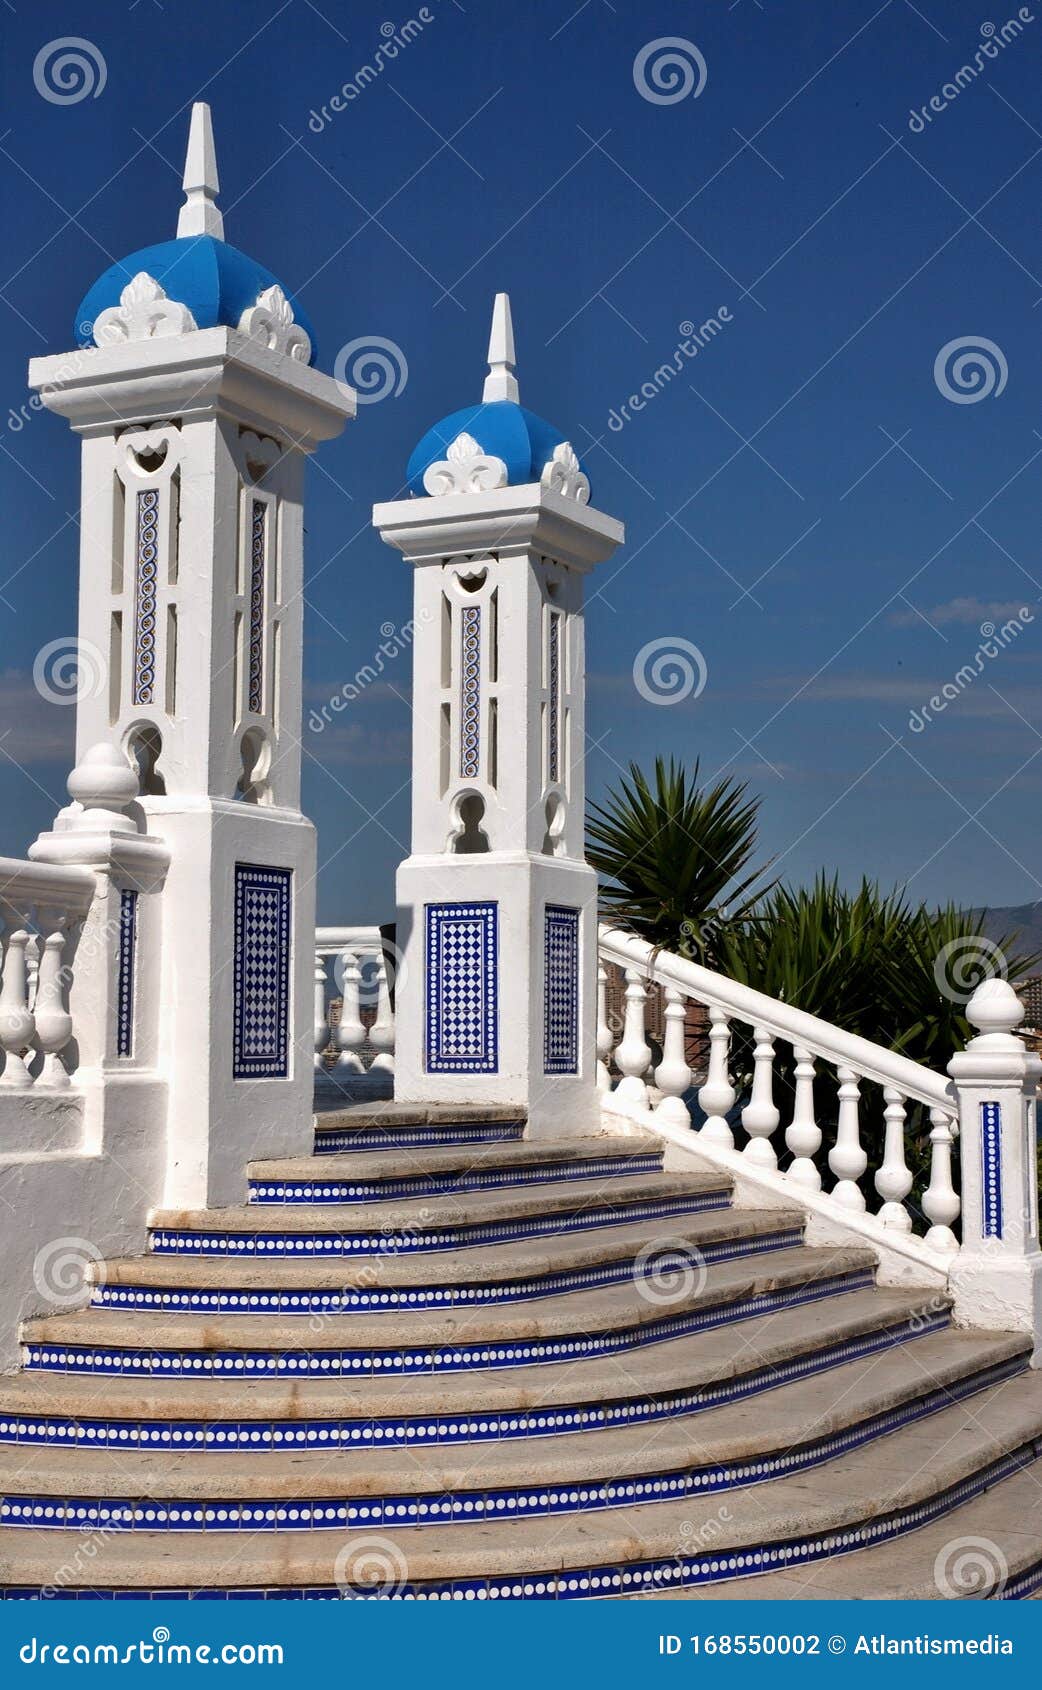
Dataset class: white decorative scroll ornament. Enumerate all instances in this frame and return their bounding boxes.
[237,285,312,364]
[540,440,590,504]
[93,273,198,347]
[422,432,508,497]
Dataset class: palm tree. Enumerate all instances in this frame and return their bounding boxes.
[586,756,773,963]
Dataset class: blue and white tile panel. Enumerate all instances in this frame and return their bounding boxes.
[981,1100,1003,1240]
[149,1187,730,1258]
[23,1268,875,1379]
[0,1309,952,1455]
[116,889,138,1059]
[544,904,579,1075]
[92,1224,803,1315]
[313,1122,525,1154]
[233,865,291,1080]
[425,901,498,1074]
[2,1352,1017,1536]
[247,1151,660,1204]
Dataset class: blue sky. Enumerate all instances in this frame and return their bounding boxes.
[3,0,1042,921]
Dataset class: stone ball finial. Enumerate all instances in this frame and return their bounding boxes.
[966,976,1024,1038]
[66,743,138,815]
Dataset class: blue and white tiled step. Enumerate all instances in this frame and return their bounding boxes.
[0,1340,1030,1534]
[89,1206,806,1314]
[23,1249,877,1378]
[1,1366,1040,1600]
[247,1139,665,1204]
[3,1122,1042,1599]
[312,1104,525,1155]
[147,1172,733,1258]
[0,1286,951,1452]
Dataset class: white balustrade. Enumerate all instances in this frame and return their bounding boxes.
[595,963,612,1092]
[597,924,966,1268]
[614,967,652,1102]
[0,859,94,1092]
[314,926,395,1079]
[653,985,692,1124]
[785,1045,821,1190]
[922,1107,960,1254]
[698,1004,736,1147]
[875,1087,913,1230]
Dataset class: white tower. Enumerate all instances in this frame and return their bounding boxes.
[28,106,354,1204]
[375,297,623,1135]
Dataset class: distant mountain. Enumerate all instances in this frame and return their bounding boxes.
[980,903,1042,970]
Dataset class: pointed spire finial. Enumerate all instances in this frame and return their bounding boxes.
[177,103,224,240]
[482,292,518,403]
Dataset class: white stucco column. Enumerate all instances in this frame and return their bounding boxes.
[374,302,623,1136]
[948,978,1042,1361]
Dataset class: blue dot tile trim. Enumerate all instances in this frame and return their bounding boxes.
[1,1437,1034,1597]
[0,1309,949,1455]
[981,1100,1003,1240]
[148,1188,731,1258]
[247,1153,662,1205]
[313,1123,525,1154]
[23,1268,875,1379]
[115,889,137,1060]
[91,1225,803,1315]
[233,865,291,1081]
[1,1349,1018,1536]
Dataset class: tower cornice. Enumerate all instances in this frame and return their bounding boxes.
[373,483,624,571]
[29,328,353,448]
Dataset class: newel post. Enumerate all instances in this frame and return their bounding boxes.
[947,978,1042,1361]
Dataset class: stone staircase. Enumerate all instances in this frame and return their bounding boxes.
[1,1106,1041,1601]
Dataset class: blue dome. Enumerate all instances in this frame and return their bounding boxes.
[76,236,317,365]
[407,400,587,496]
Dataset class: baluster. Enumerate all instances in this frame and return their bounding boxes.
[334,950,366,1074]
[698,1004,736,1148]
[0,924,37,1089]
[368,953,395,1073]
[922,1107,960,1253]
[654,985,692,1125]
[313,954,330,1070]
[741,1026,780,1166]
[874,1087,913,1231]
[614,967,652,1102]
[785,1045,822,1189]
[33,924,74,1088]
[596,963,613,1092]
[829,1066,867,1209]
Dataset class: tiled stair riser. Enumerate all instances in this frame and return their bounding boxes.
[0,1311,952,1453]
[1,1443,1040,1600]
[92,1227,805,1314]
[2,1349,1021,1534]
[23,1270,877,1379]
[313,1124,525,1154]
[148,1191,732,1259]
[247,1154,664,1204]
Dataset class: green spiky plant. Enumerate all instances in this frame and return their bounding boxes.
[586,756,774,963]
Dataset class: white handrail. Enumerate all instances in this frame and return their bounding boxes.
[598,924,954,1113]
